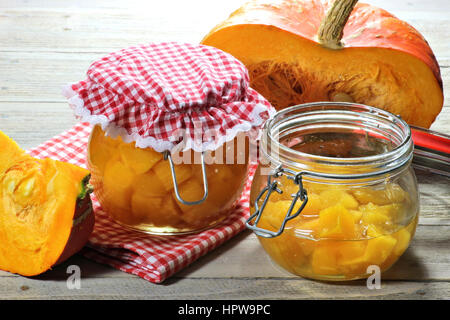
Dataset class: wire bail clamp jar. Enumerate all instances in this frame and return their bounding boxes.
[247,102,419,280]
[246,165,309,238]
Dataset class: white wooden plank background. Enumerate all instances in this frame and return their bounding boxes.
[0,0,449,299]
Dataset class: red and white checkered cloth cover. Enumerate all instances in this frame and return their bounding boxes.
[63,42,274,152]
[27,122,257,283]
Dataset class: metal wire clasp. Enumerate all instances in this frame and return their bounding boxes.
[245,165,308,238]
[163,151,208,206]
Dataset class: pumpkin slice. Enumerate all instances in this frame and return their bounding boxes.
[311,243,340,275]
[119,142,162,175]
[0,130,94,276]
[103,157,135,210]
[88,125,118,174]
[318,204,357,239]
[202,0,443,128]
[351,183,407,205]
[153,160,193,191]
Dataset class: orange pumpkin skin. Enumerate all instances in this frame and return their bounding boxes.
[0,130,94,276]
[202,0,443,128]
[54,177,95,266]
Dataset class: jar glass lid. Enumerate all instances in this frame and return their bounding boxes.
[260,102,413,180]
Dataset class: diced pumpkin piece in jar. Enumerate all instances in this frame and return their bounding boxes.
[293,217,320,240]
[175,179,221,227]
[131,194,163,223]
[258,238,292,272]
[153,160,192,191]
[89,126,121,173]
[349,209,363,223]
[380,227,412,270]
[319,189,358,210]
[392,228,411,256]
[263,175,298,202]
[336,241,368,276]
[360,203,392,226]
[311,244,340,275]
[179,206,223,227]
[98,127,122,149]
[160,194,183,217]
[259,200,303,230]
[281,234,308,271]
[352,188,385,205]
[175,178,208,213]
[296,238,316,257]
[336,241,367,266]
[119,143,162,174]
[279,176,303,201]
[89,143,115,173]
[361,235,398,266]
[131,193,182,227]
[282,220,319,257]
[376,203,404,216]
[382,203,409,226]
[366,224,384,238]
[103,158,134,210]
[351,188,374,205]
[301,193,321,216]
[133,170,167,197]
[360,202,406,233]
[351,183,406,205]
[260,231,308,274]
[203,164,236,207]
[385,183,407,203]
[303,181,332,195]
[339,193,359,210]
[264,185,286,203]
[319,205,356,239]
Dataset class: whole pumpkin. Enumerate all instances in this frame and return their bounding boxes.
[202,0,443,128]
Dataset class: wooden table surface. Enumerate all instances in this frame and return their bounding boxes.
[0,0,449,300]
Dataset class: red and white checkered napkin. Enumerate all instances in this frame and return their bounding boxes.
[63,42,274,153]
[27,122,256,283]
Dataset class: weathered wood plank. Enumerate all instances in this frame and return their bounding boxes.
[1,0,448,11]
[0,3,449,58]
[1,220,449,283]
[0,102,78,149]
[0,9,448,55]
[415,171,450,219]
[0,1,243,53]
[1,276,449,300]
[0,52,101,102]
[0,52,449,122]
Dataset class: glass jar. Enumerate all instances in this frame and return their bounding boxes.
[88,125,249,235]
[247,102,419,281]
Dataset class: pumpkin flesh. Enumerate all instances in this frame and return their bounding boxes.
[0,130,93,276]
[201,0,443,128]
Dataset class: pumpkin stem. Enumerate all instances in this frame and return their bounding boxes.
[318,0,358,49]
[77,174,93,202]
